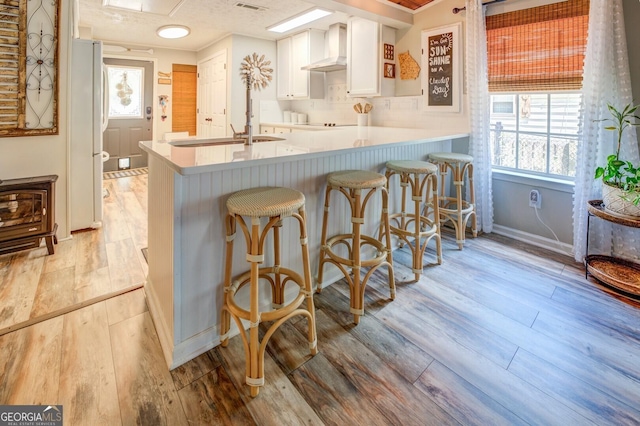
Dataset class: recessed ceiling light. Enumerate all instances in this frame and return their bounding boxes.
[156,25,190,39]
[267,8,332,33]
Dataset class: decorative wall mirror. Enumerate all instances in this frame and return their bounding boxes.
[0,0,60,137]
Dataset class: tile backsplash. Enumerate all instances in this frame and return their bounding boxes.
[327,84,350,104]
[260,71,469,132]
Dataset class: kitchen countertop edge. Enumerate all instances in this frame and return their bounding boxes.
[140,127,470,176]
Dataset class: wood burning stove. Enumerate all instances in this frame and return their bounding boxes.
[0,175,58,255]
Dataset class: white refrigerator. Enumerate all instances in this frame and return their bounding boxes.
[69,39,107,231]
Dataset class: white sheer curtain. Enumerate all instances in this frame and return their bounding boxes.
[465,0,493,233]
[573,0,639,263]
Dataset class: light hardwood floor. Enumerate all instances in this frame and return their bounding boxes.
[0,174,148,335]
[1,205,640,425]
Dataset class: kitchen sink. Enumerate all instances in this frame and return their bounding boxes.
[251,136,285,142]
[169,136,284,147]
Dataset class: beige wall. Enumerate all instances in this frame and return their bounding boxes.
[0,0,71,238]
[395,0,464,97]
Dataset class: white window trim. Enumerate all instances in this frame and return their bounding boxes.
[492,168,575,193]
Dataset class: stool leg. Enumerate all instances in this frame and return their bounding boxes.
[249,217,262,397]
[220,213,235,348]
[380,170,393,244]
[272,220,284,308]
[399,174,409,248]
[411,172,422,281]
[381,187,395,300]
[352,188,363,325]
[467,163,478,238]
[298,206,318,355]
[316,185,332,293]
[454,163,465,249]
[429,174,443,265]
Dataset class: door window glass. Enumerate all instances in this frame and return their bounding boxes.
[106,65,144,119]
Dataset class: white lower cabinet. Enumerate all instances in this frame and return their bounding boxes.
[260,126,292,134]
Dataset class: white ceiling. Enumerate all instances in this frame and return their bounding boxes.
[77,0,415,52]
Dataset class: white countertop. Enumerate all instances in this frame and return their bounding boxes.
[140,126,469,176]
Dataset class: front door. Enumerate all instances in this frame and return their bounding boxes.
[103,58,153,172]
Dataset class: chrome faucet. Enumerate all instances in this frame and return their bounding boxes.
[231,78,253,145]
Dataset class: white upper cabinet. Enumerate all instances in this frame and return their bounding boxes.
[276,37,292,99]
[347,17,395,97]
[277,30,324,100]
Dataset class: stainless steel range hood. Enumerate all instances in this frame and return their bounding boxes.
[301,23,347,72]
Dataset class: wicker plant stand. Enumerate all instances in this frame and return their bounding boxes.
[585,200,640,299]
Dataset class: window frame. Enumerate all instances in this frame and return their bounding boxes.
[490,91,581,181]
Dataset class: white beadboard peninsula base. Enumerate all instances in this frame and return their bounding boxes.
[145,137,460,369]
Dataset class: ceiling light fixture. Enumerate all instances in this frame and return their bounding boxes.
[267,8,332,33]
[156,25,190,39]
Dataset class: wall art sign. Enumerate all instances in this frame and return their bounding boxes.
[0,0,61,137]
[421,23,461,112]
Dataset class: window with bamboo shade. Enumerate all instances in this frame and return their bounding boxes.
[486,0,590,92]
[172,64,197,135]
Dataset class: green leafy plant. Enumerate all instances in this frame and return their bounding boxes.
[594,103,640,205]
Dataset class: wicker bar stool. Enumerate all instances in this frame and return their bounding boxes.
[383,160,442,282]
[220,187,317,397]
[428,152,477,249]
[316,170,395,324]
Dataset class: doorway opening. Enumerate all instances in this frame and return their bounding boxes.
[103,58,154,172]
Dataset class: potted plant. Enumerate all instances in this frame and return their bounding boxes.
[594,103,640,217]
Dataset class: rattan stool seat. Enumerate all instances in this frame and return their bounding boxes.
[428,152,473,164]
[386,160,438,174]
[317,169,394,324]
[226,186,305,217]
[327,170,386,189]
[221,186,317,398]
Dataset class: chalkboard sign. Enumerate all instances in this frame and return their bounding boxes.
[428,32,454,106]
[421,23,461,112]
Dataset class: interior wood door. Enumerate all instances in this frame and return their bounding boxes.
[197,50,227,138]
[103,58,153,172]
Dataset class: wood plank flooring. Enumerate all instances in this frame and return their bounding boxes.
[2,223,640,425]
[0,174,148,335]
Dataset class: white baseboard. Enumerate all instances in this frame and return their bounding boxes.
[491,224,574,257]
[169,326,223,370]
[153,282,311,370]
[144,278,176,369]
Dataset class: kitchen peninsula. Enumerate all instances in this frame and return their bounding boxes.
[140,126,469,369]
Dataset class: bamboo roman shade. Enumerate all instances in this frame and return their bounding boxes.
[485,0,590,92]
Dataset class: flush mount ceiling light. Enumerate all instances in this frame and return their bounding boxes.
[157,25,190,39]
[267,8,332,33]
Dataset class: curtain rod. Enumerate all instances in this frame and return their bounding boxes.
[453,0,507,14]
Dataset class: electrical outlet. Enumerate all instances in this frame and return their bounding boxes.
[529,189,541,209]
[384,99,391,110]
